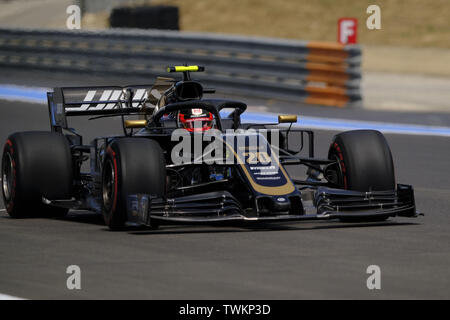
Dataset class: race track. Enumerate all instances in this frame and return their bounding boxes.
[0,72,449,299]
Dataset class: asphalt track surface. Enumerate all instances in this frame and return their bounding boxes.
[0,72,449,299]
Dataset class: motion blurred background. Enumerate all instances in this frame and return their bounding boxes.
[0,0,449,113]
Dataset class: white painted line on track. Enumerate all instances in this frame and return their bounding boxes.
[243,112,450,137]
[0,293,25,300]
[1,84,450,137]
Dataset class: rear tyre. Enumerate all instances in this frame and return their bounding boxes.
[102,138,166,230]
[328,130,395,222]
[1,132,73,218]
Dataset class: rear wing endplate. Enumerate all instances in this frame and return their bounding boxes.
[47,78,174,132]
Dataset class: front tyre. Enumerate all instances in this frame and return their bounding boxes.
[328,130,395,192]
[101,138,166,230]
[328,130,395,222]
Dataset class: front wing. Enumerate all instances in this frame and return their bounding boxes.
[126,184,420,226]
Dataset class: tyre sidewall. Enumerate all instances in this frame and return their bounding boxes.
[2,132,73,218]
[329,130,395,192]
[102,138,166,230]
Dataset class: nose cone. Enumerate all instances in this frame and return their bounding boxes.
[270,196,290,212]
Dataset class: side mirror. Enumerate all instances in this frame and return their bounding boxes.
[278,115,297,124]
[124,120,147,128]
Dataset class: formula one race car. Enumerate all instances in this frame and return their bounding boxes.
[1,66,419,230]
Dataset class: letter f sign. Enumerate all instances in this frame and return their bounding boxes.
[338,18,358,44]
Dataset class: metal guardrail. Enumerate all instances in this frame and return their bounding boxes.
[0,27,362,107]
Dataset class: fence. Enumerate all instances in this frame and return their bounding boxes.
[0,27,362,107]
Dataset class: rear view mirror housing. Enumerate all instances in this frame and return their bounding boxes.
[124,120,147,128]
[278,115,297,124]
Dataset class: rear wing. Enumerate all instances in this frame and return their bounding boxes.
[47,78,174,132]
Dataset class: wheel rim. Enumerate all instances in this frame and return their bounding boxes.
[102,159,115,211]
[2,152,14,202]
[325,153,345,188]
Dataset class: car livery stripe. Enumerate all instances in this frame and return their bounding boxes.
[222,138,296,196]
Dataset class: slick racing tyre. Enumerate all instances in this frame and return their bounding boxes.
[328,130,395,222]
[1,132,73,218]
[328,130,395,191]
[102,138,166,230]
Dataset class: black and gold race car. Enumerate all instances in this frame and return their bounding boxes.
[1,66,419,230]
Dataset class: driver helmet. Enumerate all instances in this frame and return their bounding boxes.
[178,108,213,132]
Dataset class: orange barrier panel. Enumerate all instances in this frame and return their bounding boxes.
[303,41,360,107]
